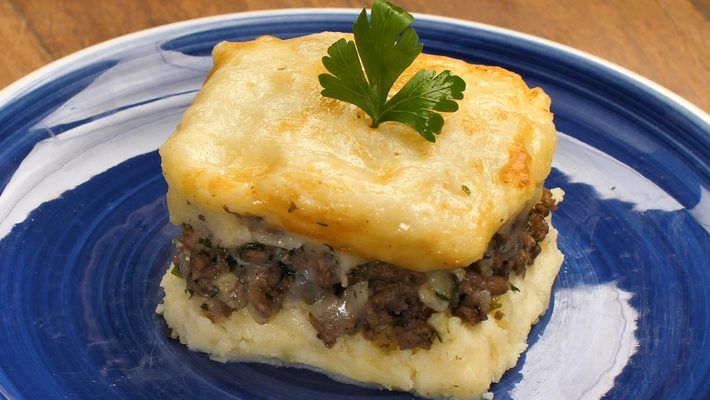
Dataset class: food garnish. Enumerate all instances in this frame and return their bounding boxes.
[319,0,466,142]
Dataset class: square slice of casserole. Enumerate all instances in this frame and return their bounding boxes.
[158,32,563,400]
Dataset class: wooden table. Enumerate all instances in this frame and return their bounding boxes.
[1,0,708,112]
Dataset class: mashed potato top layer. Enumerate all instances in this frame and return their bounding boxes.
[159,32,557,271]
[158,223,563,400]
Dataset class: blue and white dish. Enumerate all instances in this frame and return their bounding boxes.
[0,9,707,400]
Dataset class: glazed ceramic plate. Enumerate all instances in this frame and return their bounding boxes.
[0,9,707,400]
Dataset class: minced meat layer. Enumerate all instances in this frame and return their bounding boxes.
[170,189,558,351]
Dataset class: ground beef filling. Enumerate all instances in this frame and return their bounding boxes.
[171,189,558,350]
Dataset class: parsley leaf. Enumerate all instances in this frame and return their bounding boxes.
[319,0,466,142]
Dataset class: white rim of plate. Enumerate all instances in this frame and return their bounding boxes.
[0,8,708,125]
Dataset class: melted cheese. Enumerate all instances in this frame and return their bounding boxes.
[160,32,557,271]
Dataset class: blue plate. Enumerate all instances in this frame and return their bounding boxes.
[0,10,707,400]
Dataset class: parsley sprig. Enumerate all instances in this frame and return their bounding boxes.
[318,0,466,142]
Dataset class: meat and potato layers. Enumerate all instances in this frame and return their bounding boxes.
[158,224,563,400]
[159,32,557,272]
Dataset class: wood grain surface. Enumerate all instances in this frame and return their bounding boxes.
[1,0,708,111]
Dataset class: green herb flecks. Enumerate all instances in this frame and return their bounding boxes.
[431,326,444,343]
[510,283,520,293]
[319,0,465,142]
[198,236,213,249]
[461,184,471,195]
[170,264,183,278]
[434,289,450,302]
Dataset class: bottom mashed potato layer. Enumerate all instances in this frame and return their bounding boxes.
[157,224,563,400]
